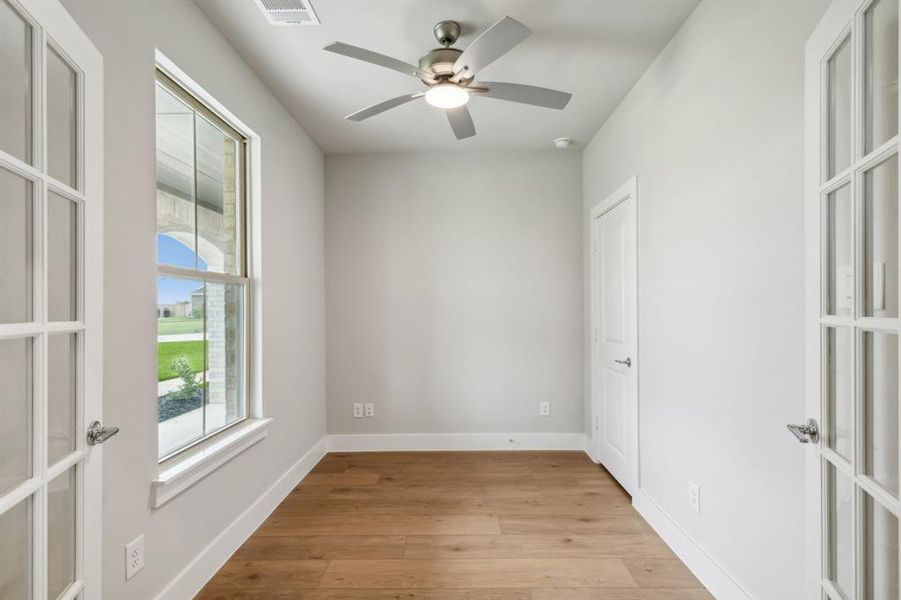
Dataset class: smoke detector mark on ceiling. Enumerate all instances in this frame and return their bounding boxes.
[255,0,320,26]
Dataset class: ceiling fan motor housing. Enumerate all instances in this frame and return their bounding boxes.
[418,21,472,85]
[418,47,472,84]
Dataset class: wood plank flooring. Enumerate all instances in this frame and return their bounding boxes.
[197,451,711,599]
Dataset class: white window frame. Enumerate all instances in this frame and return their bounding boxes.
[154,69,250,461]
[151,51,267,508]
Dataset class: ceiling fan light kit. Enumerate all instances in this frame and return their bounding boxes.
[323,16,573,140]
[425,84,469,109]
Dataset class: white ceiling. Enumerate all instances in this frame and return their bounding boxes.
[196,0,698,154]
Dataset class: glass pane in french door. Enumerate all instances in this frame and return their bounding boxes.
[827,462,855,598]
[48,333,77,465]
[0,337,33,497]
[828,36,852,179]
[864,492,899,599]
[48,190,78,322]
[863,330,899,496]
[826,327,853,460]
[47,468,76,599]
[0,166,34,324]
[0,0,33,165]
[863,158,898,318]
[865,0,899,153]
[826,185,853,316]
[46,45,78,189]
[0,497,32,599]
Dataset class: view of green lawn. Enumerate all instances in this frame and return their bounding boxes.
[158,340,205,381]
[158,317,203,335]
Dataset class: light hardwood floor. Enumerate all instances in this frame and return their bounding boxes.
[197,451,712,599]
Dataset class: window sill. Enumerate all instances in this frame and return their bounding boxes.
[151,417,273,508]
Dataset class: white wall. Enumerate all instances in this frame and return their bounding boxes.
[326,151,583,436]
[582,1,826,597]
[60,1,326,597]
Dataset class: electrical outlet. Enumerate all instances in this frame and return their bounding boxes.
[688,481,700,513]
[125,534,144,580]
[539,401,550,416]
[353,403,363,418]
[364,403,375,417]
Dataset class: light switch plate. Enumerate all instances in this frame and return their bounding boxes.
[688,482,700,513]
[364,403,375,417]
[353,403,363,418]
[539,401,550,416]
[125,534,144,580]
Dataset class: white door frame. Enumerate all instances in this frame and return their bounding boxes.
[589,176,639,494]
[0,0,104,597]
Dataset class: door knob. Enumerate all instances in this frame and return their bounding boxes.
[614,357,632,368]
[86,420,120,445]
[786,418,819,444]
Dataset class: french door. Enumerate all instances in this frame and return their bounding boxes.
[805,0,900,598]
[0,0,103,598]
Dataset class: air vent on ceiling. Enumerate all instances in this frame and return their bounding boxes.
[255,0,320,25]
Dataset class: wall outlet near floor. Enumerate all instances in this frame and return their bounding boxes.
[353,403,363,418]
[539,401,550,416]
[125,534,144,580]
[688,481,700,513]
[364,403,375,417]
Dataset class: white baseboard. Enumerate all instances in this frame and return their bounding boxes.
[632,490,751,600]
[327,432,586,452]
[154,435,329,600]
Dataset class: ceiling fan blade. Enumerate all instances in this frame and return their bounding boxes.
[453,16,531,77]
[325,42,432,81]
[346,93,424,122]
[446,106,476,140]
[476,82,572,110]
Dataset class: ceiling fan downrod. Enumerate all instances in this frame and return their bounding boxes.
[433,20,462,47]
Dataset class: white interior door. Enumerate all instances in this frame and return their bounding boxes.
[0,0,103,598]
[805,1,900,599]
[590,177,638,494]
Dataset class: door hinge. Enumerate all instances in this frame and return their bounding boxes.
[593,327,598,342]
[592,238,597,253]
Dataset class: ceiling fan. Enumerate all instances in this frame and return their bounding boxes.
[323,17,572,140]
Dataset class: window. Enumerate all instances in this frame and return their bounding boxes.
[155,70,249,461]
